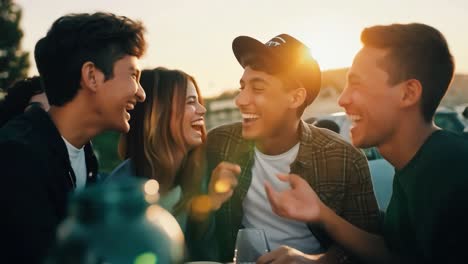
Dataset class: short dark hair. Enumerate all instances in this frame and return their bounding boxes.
[361,23,454,122]
[34,12,146,106]
[0,76,43,127]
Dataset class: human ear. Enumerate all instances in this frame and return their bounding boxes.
[400,79,422,108]
[80,61,103,92]
[289,87,307,109]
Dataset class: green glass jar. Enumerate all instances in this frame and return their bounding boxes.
[48,177,184,264]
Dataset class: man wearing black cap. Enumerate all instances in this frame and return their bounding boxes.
[199,34,380,263]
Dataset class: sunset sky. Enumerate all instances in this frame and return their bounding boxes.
[16,0,468,97]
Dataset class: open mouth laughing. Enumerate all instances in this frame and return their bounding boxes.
[242,113,260,124]
[191,118,205,134]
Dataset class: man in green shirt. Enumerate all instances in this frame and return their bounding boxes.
[262,23,468,263]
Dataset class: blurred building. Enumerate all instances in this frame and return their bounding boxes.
[205,90,241,130]
[206,97,241,130]
[442,74,468,106]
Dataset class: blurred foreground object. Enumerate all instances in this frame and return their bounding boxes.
[48,178,184,264]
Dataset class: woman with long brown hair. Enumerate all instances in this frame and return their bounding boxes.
[109,67,207,231]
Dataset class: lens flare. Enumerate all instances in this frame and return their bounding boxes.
[214,179,231,193]
[190,195,213,221]
[144,179,159,195]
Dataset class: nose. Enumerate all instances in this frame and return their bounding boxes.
[338,85,350,108]
[136,83,146,102]
[235,89,249,108]
[197,102,207,116]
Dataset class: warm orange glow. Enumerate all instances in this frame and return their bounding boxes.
[144,179,159,195]
[190,195,212,221]
[214,179,231,193]
[295,25,362,71]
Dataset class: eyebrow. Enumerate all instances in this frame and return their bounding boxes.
[239,77,269,85]
[186,95,198,100]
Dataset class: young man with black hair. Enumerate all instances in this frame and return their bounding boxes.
[198,34,380,263]
[0,12,146,263]
[264,23,468,263]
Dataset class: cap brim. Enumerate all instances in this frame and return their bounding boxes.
[232,36,279,69]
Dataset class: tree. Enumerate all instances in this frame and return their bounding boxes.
[0,0,29,92]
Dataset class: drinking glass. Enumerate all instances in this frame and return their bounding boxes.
[233,228,270,264]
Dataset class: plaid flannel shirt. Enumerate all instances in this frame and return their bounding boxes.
[205,121,380,263]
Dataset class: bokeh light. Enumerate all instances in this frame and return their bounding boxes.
[145,205,184,242]
[134,252,157,264]
[190,195,212,221]
[144,179,159,195]
[214,179,231,193]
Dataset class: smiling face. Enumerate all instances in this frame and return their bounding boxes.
[235,66,296,141]
[95,55,146,133]
[338,46,402,149]
[170,80,206,152]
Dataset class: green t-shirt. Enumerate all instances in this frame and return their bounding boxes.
[384,130,468,263]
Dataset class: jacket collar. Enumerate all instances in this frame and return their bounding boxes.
[292,120,316,168]
[25,106,69,159]
[24,106,99,185]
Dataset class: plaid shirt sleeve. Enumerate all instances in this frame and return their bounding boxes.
[296,125,381,235]
[295,125,381,263]
[341,149,381,234]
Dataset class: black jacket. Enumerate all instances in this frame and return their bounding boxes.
[0,106,98,263]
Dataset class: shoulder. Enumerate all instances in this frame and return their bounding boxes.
[0,118,34,145]
[206,122,245,147]
[434,130,468,153]
[207,122,242,139]
[421,130,468,165]
[0,138,45,182]
[412,131,468,186]
[0,124,40,160]
[0,107,51,148]
[302,122,364,159]
[205,122,251,164]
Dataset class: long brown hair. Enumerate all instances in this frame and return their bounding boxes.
[119,67,206,212]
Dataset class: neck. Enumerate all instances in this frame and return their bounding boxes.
[49,99,101,148]
[378,116,438,170]
[256,119,301,155]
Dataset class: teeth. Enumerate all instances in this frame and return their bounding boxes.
[348,115,362,122]
[192,120,204,126]
[242,113,260,119]
[126,103,135,111]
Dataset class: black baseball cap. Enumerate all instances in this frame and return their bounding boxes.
[232,34,321,106]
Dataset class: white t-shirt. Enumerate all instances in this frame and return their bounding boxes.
[62,137,87,191]
[242,143,322,254]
